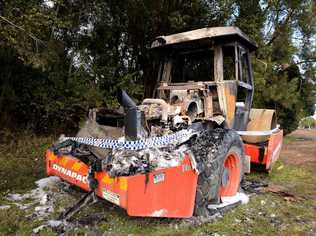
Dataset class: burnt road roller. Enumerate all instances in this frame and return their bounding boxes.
[45,26,283,218]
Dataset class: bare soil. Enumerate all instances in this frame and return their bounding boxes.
[281,129,316,169]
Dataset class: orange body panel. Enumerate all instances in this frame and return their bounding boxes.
[46,150,198,218]
[45,130,283,218]
[126,157,197,217]
[244,130,283,170]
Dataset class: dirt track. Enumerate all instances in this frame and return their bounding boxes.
[281,129,316,169]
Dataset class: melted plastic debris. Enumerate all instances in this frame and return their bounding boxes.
[105,129,196,177]
[107,145,191,177]
[183,192,249,225]
[208,192,249,210]
[57,129,198,177]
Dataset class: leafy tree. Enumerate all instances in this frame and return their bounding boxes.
[0,0,102,133]
[234,0,316,134]
[0,0,315,135]
[300,117,316,129]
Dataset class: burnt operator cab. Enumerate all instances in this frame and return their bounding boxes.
[150,26,257,131]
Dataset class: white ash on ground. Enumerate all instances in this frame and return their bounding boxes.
[6,176,64,220]
[32,220,64,234]
[4,176,107,235]
[2,177,257,234]
[0,205,10,210]
[5,176,76,234]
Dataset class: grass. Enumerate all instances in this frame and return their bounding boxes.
[0,135,316,235]
[0,135,54,197]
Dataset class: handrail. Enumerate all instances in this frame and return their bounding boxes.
[237,126,280,136]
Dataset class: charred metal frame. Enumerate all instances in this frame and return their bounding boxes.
[152,33,255,130]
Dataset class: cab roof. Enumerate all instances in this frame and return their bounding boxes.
[151,26,257,51]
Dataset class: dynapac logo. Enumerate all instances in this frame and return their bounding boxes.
[52,164,87,184]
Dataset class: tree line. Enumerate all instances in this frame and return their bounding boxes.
[0,0,315,135]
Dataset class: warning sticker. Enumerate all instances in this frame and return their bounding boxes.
[102,189,120,205]
[153,173,165,184]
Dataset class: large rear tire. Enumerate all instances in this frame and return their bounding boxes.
[191,128,244,216]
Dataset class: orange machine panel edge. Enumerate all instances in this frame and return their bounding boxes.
[126,156,198,218]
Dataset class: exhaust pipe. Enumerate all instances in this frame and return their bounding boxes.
[117,89,145,140]
[117,89,137,109]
